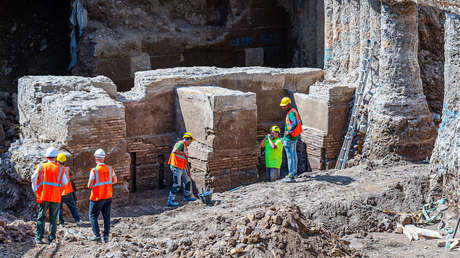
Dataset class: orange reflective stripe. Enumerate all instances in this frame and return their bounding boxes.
[62,167,74,196]
[168,141,188,169]
[36,162,64,203]
[90,164,113,201]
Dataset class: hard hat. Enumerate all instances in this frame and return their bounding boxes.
[183,132,194,141]
[94,149,106,158]
[57,153,67,163]
[45,147,58,158]
[270,125,281,133]
[280,97,291,107]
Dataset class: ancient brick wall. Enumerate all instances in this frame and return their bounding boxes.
[175,86,258,192]
[74,0,293,91]
[13,76,131,209]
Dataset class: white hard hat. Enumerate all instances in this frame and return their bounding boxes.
[45,147,58,158]
[94,149,106,158]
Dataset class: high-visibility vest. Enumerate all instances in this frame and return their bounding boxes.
[89,164,113,201]
[286,108,303,137]
[35,162,64,203]
[168,140,188,170]
[61,167,73,196]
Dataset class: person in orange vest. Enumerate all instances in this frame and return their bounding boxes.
[167,132,197,207]
[56,153,82,227]
[31,147,69,245]
[87,148,117,243]
[280,97,303,183]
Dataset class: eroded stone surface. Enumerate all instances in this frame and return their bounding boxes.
[176,86,258,191]
[365,2,436,161]
[430,13,460,203]
[12,76,130,208]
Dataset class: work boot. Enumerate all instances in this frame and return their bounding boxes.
[282,176,296,183]
[184,196,197,202]
[168,200,179,207]
[34,238,45,245]
[89,236,102,244]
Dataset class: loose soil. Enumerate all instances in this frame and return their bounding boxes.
[1,164,458,257]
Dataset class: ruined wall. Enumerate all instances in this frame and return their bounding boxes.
[11,76,131,209]
[73,0,293,91]
[176,86,258,191]
[294,82,355,169]
[132,66,323,136]
[128,67,323,189]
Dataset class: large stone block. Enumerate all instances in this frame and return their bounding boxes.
[133,66,323,131]
[294,82,355,169]
[13,76,130,208]
[175,86,258,191]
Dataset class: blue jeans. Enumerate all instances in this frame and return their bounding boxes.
[266,168,280,182]
[59,193,81,224]
[168,166,191,201]
[283,139,298,178]
[89,198,112,238]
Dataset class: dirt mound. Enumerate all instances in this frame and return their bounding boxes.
[160,204,361,257]
[0,153,37,220]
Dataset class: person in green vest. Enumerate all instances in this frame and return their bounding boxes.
[259,125,283,181]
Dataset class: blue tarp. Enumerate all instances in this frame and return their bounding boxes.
[68,0,87,71]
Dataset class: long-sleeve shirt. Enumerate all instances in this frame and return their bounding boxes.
[284,111,299,141]
[31,162,69,192]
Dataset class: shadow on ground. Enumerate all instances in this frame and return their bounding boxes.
[298,174,355,185]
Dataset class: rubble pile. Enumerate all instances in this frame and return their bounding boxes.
[161,205,361,257]
[0,217,34,243]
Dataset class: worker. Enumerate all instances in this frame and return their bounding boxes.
[87,148,117,243]
[280,97,303,183]
[259,125,283,181]
[31,147,69,245]
[167,132,197,207]
[56,153,82,227]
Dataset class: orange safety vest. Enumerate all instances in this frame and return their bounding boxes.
[89,164,114,201]
[61,167,73,196]
[286,108,303,137]
[168,140,188,170]
[35,162,65,203]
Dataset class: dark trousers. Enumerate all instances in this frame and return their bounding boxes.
[89,198,112,238]
[59,193,81,223]
[36,201,60,242]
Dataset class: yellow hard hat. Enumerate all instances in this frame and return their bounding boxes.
[280,97,291,107]
[183,132,194,141]
[270,125,281,133]
[57,153,67,163]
